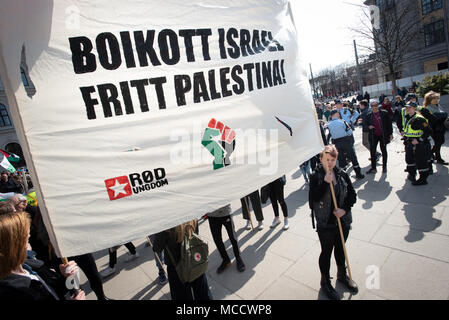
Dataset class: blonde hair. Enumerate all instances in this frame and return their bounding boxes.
[0,212,30,279]
[423,91,440,107]
[170,219,198,243]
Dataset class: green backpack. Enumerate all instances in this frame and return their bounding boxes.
[167,230,209,284]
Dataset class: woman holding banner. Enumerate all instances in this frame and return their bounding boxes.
[0,211,85,300]
[309,145,358,300]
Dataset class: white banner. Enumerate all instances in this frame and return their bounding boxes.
[0,0,323,257]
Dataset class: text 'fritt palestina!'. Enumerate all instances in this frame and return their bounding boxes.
[68,28,288,120]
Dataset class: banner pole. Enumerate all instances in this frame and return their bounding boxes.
[146,237,167,276]
[21,170,28,194]
[244,196,254,230]
[323,154,354,287]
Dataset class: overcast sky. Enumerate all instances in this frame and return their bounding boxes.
[290,0,370,75]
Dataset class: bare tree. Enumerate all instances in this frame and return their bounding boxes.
[351,1,421,96]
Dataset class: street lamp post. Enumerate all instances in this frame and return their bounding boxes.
[309,63,317,99]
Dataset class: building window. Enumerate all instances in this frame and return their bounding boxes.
[438,62,449,70]
[0,104,11,127]
[20,68,29,87]
[424,20,445,46]
[422,0,443,15]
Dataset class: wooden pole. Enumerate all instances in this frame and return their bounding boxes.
[243,196,254,230]
[323,155,354,287]
[146,237,167,276]
[21,170,28,194]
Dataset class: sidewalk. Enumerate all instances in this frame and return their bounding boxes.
[80,129,449,300]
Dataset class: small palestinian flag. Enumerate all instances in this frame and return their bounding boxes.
[0,150,17,173]
[0,148,20,163]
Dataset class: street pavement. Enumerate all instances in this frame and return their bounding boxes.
[79,127,449,300]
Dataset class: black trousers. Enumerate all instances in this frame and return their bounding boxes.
[432,132,446,161]
[317,227,350,277]
[405,141,431,175]
[268,179,288,218]
[370,135,388,169]
[71,253,106,300]
[108,242,136,268]
[334,137,360,170]
[241,191,264,221]
[208,215,240,262]
[167,265,213,300]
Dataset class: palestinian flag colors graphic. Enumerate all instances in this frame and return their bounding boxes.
[0,149,18,173]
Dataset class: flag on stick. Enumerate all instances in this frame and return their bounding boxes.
[0,148,20,163]
[0,150,16,173]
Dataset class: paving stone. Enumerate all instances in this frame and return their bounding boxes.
[371,224,449,262]
[378,251,449,300]
[209,250,294,300]
[257,275,318,300]
[386,203,444,233]
[434,206,449,236]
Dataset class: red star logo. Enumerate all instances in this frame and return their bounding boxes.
[105,176,132,201]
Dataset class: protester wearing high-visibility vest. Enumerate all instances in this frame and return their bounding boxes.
[401,102,432,186]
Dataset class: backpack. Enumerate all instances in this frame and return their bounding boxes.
[166,227,209,284]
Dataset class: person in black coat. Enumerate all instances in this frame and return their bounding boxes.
[363,91,370,101]
[309,145,358,300]
[420,91,448,165]
[365,101,393,174]
[0,172,23,194]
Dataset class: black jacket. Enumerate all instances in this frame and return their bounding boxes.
[0,266,60,300]
[420,107,447,135]
[152,226,199,267]
[359,107,371,133]
[153,230,181,267]
[365,110,393,144]
[309,165,356,230]
[0,178,23,194]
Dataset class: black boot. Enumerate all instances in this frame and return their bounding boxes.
[407,169,417,183]
[236,256,246,272]
[217,259,231,274]
[320,275,340,300]
[428,163,434,175]
[354,167,365,180]
[412,173,429,186]
[337,266,358,294]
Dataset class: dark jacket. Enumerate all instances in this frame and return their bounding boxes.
[420,106,448,135]
[0,264,60,300]
[359,107,371,133]
[309,165,356,230]
[0,178,23,194]
[365,109,393,145]
[153,230,181,267]
[153,226,199,267]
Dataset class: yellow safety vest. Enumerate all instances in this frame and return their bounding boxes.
[403,113,428,138]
